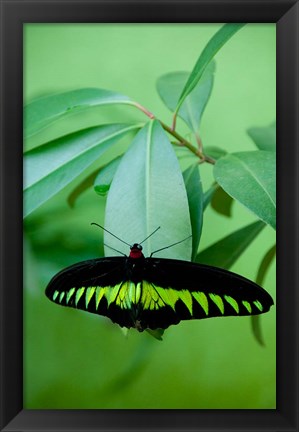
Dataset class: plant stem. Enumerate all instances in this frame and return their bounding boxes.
[195,132,203,154]
[134,102,215,164]
[171,113,177,131]
[159,120,215,165]
[134,102,155,119]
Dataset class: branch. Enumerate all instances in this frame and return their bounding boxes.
[134,103,215,165]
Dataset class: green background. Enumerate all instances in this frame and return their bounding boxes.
[24,24,276,409]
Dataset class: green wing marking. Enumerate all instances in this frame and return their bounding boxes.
[224,295,239,313]
[192,292,209,315]
[253,300,263,312]
[66,287,76,304]
[53,290,59,301]
[85,286,96,308]
[46,256,274,331]
[242,300,252,314]
[50,280,271,330]
[75,287,85,306]
[209,293,225,314]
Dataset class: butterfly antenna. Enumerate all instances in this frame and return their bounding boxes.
[139,226,161,245]
[91,223,131,247]
[150,235,192,257]
[104,243,126,257]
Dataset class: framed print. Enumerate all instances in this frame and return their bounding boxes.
[1,0,298,431]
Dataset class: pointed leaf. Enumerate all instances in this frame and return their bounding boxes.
[248,121,276,151]
[175,23,245,114]
[24,88,135,138]
[94,156,123,196]
[251,316,264,347]
[103,339,153,394]
[214,151,276,229]
[183,164,203,259]
[256,244,276,286]
[24,123,140,217]
[195,220,265,269]
[157,61,215,132]
[251,244,276,346]
[146,329,164,341]
[67,169,99,208]
[104,120,192,260]
[67,155,123,207]
[211,186,234,217]
[205,146,227,160]
[203,183,218,210]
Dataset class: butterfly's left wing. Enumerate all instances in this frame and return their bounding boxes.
[136,258,274,330]
[45,257,138,328]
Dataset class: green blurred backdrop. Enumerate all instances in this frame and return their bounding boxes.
[24,24,276,409]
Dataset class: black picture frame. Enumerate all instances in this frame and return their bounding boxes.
[0,0,298,431]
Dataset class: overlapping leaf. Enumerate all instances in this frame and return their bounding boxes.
[104,120,192,260]
[195,220,265,269]
[157,61,215,132]
[214,151,276,229]
[252,244,276,346]
[67,155,123,207]
[24,123,140,217]
[204,146,227,160]
[211,186,234,217]
[24,88,135,138]
[248,121,276,151]
[67,169,99,208]
[203,184,218,210]
[183,164,203,259]
[94,156,123,196]
[175,23,245,115]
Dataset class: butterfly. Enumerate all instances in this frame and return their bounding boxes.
[45,225,274,332]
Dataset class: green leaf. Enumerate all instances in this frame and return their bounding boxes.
[247,121,276,151]
[67,168,99,208]
[195,220,265,269]
[175,23,245,115]
[205,146,227,160]
[251,317,264,347]
[67,155,123,207]
[156,61,215,132]
[146,329,164,341]
[24,123,141,217]
[94,156,123,196]
[183,164,203,260]
[203,183,218,210]
[104,120,192,260]
[256,244,276,286]
[102,338,153,394]
[214,151,276,229]
[211,186,234,217]
[24,88,134,138]
[251,244,276,346]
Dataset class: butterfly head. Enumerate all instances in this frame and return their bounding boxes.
[129,243,144,259]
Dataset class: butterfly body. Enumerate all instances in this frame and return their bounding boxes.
[45,243,274,331]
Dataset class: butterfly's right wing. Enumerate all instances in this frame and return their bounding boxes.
[136,257,274,329]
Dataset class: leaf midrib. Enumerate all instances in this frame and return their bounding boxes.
[230,154,276,209]
[145,121,153,251]
[24,124,140,190]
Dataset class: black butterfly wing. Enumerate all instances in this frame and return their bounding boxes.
[45,257,138,328]
[45,256,274,331]
[134,258,274,330]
